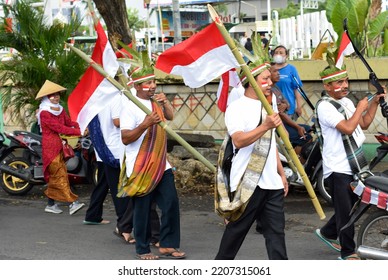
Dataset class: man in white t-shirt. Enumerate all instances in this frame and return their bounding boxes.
[84,94,134,236]
[119,66,185,260]
[314,65,385,260]
[215,60,289,260]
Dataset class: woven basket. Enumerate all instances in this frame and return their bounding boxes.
[60,135,80,148]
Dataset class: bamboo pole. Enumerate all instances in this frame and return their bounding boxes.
[67,43,216,173]
[207,4,325,219]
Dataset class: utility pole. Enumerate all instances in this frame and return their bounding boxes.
[172,0,182,44]
[144,0,152,58]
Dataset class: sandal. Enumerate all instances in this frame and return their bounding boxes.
[136,253,159,260]
[159,248,186,259]
[150,240,160,248]
[113,228,136,244]
[315,229,341,252]
[338,253,361,260]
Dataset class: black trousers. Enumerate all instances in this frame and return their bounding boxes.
[133,169,180,255]
[215,186,288,260]
[321,172,358,258]
[84,162,130,228]
[85,162,160,237]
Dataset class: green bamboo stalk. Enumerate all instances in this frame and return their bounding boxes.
[207,4,325,220]
[67,43,216,173]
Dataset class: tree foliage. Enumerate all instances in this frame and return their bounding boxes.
[0,0,87,128]
[325,0,388,56]
[127,8,146,32]
[277,0,326,19]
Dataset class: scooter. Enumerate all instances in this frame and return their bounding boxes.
[278,128,332,204]
[368,131,388,173]
[0,130,97,195]
[339,169,388,260]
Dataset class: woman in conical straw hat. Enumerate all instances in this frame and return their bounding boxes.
[36,80,85,215]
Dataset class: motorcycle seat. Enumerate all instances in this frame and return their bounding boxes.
[364,175,388,193]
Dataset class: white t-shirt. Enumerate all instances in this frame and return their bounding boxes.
[94,93,125,162]
[224,95,283,192]
[120,94,171,177]
[317,97,365,178]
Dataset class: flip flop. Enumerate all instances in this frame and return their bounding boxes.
[338,253,361,260]
[159,248,186,259]
[315,229,341,252]
[113,229,136,244]
[83,220,110,225]
[136,253,159,260]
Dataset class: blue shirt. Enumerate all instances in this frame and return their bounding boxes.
[276,64,302,115]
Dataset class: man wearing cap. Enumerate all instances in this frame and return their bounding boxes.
[314,65,385,260]
[36,80,84,215]
[215,60,289,260]
[119,66,185,260]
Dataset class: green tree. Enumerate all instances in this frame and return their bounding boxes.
[0,0,87,128]
[127,8,146,32]
[277,0,326,19]
[326,0,388,56]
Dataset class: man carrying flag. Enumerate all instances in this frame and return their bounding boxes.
[214,41,289,260]
[314,48,385,260]
[118,54,186,260]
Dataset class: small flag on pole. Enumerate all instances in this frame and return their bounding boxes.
[335,32,355,69]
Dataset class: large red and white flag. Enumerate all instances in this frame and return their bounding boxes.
[68,21,119,134]
[155,22,239,88]
[335,32,355,69]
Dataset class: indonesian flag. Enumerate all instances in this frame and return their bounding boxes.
[216,69,241,112]
[377,191,388,209]
[68,21,119,134]
[155,22,239,88]
[335,32,355,69]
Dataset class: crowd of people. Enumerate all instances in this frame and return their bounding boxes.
[33,30,385,261]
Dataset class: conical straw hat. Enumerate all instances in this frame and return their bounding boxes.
[35,80,67,100]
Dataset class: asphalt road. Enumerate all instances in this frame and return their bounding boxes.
[0,183,340,260]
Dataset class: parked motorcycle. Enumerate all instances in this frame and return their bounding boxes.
[368,131,388,173]
[0,130,97,195]
[278,128,332,204]
[333,132,388,259]
[338,169,388,260]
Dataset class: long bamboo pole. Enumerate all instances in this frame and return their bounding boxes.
[207,4,325,220]
[67,43,216,173]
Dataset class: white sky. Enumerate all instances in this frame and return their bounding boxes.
[126,0,148,18]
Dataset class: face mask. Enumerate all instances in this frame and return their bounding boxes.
[273,54,285,64]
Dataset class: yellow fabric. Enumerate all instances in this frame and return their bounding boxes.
[44,153,77,202]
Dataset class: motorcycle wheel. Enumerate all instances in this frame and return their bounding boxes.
[316,169,332,205]
[91,161,98,187]
[357,210,388,259]
[0,157,34,195]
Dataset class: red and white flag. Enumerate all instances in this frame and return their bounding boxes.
[335,32,355,69]
[68,21,119,134]
[216,69,241,112]
[155,22,239,88]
